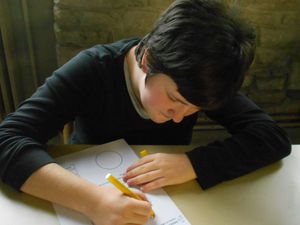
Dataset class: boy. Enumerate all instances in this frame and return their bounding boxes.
[0,0,291,224]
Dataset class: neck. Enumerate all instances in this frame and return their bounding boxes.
[125,46,146,104]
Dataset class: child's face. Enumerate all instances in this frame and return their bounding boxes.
[140,74,200,124]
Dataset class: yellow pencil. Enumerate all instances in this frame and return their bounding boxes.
[139,149,149,158]
[105,173,155,218]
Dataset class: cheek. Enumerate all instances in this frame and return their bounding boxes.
[142,92,158,109]
[141,90,165,111]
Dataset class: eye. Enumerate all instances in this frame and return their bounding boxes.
[167,93,177,102]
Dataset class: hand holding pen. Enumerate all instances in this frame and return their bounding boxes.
[106,150,155,219]
[106,173,155,218]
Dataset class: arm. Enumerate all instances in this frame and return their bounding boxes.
[186,92,291,189]
[21,163,151,225]
[0,51,152,224]
[0,51,93,190]
[124,93,291,191]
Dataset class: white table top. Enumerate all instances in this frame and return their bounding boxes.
[1,145,299,225]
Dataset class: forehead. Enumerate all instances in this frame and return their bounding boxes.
[146,73,176,88]
[148,73,200,108]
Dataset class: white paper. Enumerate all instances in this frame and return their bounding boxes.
[53,139,191,225]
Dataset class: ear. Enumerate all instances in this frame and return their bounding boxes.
[141,48,149,74]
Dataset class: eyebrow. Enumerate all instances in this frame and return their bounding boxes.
[174,93,201,110]
[168,92,189,106]
[177,97,189,106]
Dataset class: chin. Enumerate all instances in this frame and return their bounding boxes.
[150,116,169,124]
[153,120,167,124]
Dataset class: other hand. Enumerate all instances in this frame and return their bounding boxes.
[123,153,196,192]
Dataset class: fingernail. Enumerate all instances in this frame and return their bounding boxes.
[127,179,135,186]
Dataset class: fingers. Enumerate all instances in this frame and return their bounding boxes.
[134,190,148,201]
[124,153,197,193]
[124,162,156,180]
[126,213,149,225]
[124,154,164,181]
[128,174,168,193]
[125,198,153,224]
[126,155,155,172]
[130,197,152,216]
[124,154,166,191]
[126,169,162,187]
[140,177,167,192]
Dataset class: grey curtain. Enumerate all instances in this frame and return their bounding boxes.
[0,30,14,120]
[0,0,57,121]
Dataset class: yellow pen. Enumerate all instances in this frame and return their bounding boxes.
[105,173,155,218]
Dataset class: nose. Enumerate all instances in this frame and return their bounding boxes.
[172,113,184,123]
[166,107,186,123]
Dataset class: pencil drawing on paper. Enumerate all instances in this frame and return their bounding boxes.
[95,151,123,169]
[54,140,191,225]
[64,164,80,176]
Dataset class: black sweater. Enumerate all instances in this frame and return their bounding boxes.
[0,38,291,191]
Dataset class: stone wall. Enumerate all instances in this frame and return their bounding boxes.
[238,0,300,117]
[54,0,173,63]
[53,0,300,125]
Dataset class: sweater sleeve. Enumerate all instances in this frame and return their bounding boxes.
[0,51,98,191]
[186,92,291,190]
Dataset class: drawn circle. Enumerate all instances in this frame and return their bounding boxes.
[95,151,122,169]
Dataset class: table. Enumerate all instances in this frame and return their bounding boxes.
[1,144,299,225]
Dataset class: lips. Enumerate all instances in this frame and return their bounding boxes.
[160,111,171,120]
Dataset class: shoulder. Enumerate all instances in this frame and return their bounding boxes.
[206,92,262,115]
[81,38,141,61]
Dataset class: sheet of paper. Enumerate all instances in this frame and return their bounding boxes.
[53,139,191,225]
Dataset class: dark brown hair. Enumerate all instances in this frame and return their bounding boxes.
[135,0,256,110]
